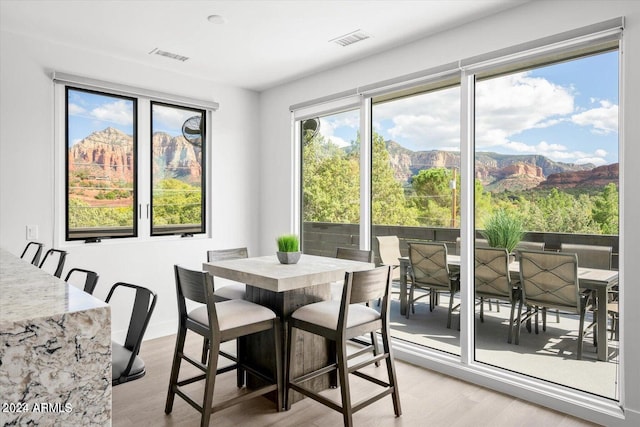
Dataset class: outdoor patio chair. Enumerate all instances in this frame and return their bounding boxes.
[475,247,520,343]
[516,250,595,359]
[407,242,460,329]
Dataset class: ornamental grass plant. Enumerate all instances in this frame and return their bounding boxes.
[276,234,300,252]
[480,209,524,253]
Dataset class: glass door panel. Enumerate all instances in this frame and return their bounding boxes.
[372,85,461,355]
[301,109,360,257]
[473,50,619,399]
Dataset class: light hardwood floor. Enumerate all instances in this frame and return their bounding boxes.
[112,334,600,427]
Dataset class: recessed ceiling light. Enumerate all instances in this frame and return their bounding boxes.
[207,14,225,24]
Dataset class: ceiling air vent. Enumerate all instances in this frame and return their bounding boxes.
[148,48,189,62]
[330,30,370,47]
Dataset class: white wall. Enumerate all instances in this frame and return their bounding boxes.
[258,1,640,425]
[0,30,261,340]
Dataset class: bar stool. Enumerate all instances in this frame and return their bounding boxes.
[165,265,282,427]
[285,265,401,427]
[20,241,44,265]
[39,248,67,278]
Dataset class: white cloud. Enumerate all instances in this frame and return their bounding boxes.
[570,100,618,135]
[475,72,574,147]
[91,100,134,126]
[68,103,86,116]
[153,105,199,131]
[320,112,359,147]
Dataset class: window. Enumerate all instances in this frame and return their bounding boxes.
[301,109,360,256]
[60,76,215,241]
[150,102,205,236]
[66,87,137,240]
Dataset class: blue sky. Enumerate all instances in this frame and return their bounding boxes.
[321,50,619,166]
[67,90,197,145]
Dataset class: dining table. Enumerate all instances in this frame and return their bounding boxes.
[202,253,374,403]
[398,253,619,361]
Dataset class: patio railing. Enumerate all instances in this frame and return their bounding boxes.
[302,222,619,269]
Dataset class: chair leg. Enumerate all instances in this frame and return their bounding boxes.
[446,292,454,329]
[201,338,220,427]
[337,339,353,427]
[284,323,297,410]
[201,338,209,364]
[236,338,245,388]
[577,308,586,360]
[381,322,402,417]
[370,331,381,367]
[480,297,485,323]
[273,319,283,412]
[165,325,187,414]
[508,301,516,344]
[515,300,523,345]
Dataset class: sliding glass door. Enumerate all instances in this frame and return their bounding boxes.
[473,49,620,399]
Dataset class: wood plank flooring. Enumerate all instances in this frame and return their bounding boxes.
[112,334,599,427]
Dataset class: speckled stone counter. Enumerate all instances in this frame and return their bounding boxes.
[0,248,111,426]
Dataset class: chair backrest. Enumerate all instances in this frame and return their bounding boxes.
[514,241,545,260]
[376,236,402,267]
[519,250,580,313]
[474,247,512,299]
[64,268,100,295]
[335,247,374,263]
[408,242,452,289]
[475,238,490,248]
[338,265,391,329]
[174,265,219,332]
[560,243,612,270]
[21,241,44,266]
[39,249,67,278]
[207,247,249,262]
[105,282,157,377]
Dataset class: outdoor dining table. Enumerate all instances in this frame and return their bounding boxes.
[398,253,619,361]
[202,253,374,403]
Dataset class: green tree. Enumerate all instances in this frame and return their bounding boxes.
[411,167,458,226]
[592,183,619,234]
[372,133,419,226]
[153,179,202,225]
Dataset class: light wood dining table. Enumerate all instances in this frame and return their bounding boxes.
[203,253,374,403]
[398,253,619,361]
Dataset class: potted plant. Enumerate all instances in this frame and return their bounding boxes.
[276,234,301,264]
[480,209,524,255]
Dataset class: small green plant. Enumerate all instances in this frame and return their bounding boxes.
[276,234,300,252]
[480,209,524,253]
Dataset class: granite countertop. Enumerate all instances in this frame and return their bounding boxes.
[0,248,107,324]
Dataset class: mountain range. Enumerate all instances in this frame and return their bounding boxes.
[68,127,201,184]
[385,140,617,192]
[68,128,617,192]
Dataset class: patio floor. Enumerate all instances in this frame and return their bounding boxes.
[382,292,619,400]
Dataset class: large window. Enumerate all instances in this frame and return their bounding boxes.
[63,83,210,241]
[296,20,622,406]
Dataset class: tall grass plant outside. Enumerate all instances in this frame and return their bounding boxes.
[480,209,524,253]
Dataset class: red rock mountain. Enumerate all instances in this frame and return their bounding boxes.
[69,127,201,183]
[539,163,619,189]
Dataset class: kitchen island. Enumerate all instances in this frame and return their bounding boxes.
[0,248,111,426]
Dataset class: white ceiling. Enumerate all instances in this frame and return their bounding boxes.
[0,0,528,92]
